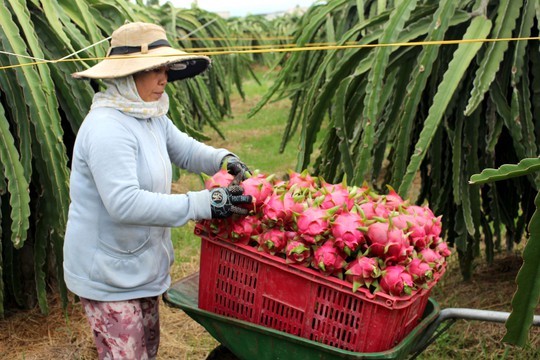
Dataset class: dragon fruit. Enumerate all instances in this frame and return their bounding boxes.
[388,213,415,231]
[429,216,443,238]
[418,248,445,270]
[262,191,303,225]
[345,256,381,292]
[204,168,234,189]
[257,228,288,255]
[407,258,433,285]
[379,265,414,296]
[331,210,366,255]
[382,185,406,211]
[319,182,355,210]
[312,240,347,277]
[435,241,451,258]
[384,237,413,265]
[285,240,312,267]
[408,225,430,250]
[402,205,443,248]
[207,218,232,239]
[241,173,275,208]
[230,215,261,245]
[357,201,389,220]
[287,169,316,190]
[366,222,407,257]
[296,207,330,244]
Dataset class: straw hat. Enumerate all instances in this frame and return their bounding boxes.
[72,22,211,82]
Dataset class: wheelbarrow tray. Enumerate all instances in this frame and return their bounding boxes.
[164,272,440,360]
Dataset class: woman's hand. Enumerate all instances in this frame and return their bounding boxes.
[221,155,251,184]
[209,185,252,219]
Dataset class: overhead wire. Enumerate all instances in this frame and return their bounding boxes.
[0,36,539,71]
[182,35,294,41]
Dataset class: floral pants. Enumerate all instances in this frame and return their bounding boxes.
[80,296,160,360]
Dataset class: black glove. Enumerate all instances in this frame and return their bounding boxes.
[210,185,253,219]
[221,155,251,184]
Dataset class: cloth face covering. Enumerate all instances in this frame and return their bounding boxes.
[91,75,169,119]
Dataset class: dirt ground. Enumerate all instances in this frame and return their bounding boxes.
[1,248,539,359]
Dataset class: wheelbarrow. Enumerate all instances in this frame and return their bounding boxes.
[163,272,540,360]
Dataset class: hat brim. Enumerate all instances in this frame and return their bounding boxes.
[72,46,211,82]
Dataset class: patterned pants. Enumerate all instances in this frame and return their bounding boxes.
[80,296,160,360]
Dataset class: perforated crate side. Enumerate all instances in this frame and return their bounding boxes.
[198,236,260,322]
[197,230,438,353]
[305,283,365,351]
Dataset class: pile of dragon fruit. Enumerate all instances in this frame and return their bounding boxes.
[199,169,451,298]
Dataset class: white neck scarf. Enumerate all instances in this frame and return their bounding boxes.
[91,76,169,119]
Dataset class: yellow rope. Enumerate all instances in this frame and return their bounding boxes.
[181,36,294,41]
[183,41,363,52]
[1,36,539,71]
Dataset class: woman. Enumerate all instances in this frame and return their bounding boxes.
[64,22,251,359]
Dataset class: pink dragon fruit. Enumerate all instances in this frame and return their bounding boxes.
[366,222,409,258]
[407,258,433,285]
[230,215,261,245]
[406,205,434,218]
[430,216,443,237]
[379,265,414,296]
[384,237,413,265]
[262,191,304,225]
[204,168,234,189]
[404,205,443,247]
[312,240,348,277]
[257,228,288,255]
[382,185,406,211]
[418,248,445,270]
[208,218,232,239]
[285,240,312,267]
[408,222,430,251]
[345,256,381,292]
[357,201,389,220]
[331,210,366,256]
[319,182,355,210]
[241,173,274,208]
[389,213,415,231]
[287,170,317,190]
[296,207,330,244]
[435,241,451,258]
[387,213,431,251]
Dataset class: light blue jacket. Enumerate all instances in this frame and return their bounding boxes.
[63,107,230,301]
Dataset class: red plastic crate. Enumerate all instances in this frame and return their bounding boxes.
[196,224,443,353]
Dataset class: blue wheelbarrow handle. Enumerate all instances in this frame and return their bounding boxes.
[411,308,540,358]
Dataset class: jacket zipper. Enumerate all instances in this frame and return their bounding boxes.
[146,119,172,269]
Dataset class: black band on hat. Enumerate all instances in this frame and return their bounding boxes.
[108,39,171,56]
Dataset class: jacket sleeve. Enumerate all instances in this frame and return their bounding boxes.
[84,115,212,227]
[164,117,232,175]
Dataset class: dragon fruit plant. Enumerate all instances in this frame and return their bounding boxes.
[199,170,451,298]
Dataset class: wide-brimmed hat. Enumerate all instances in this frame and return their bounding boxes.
[72,22,210,82]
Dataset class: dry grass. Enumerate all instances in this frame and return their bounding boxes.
[415,247,540,359]
[0,257,218,360]
[2,249,539,359]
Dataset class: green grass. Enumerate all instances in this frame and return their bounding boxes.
[200,70,309,177]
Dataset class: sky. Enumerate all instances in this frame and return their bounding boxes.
[164,0,319,17]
